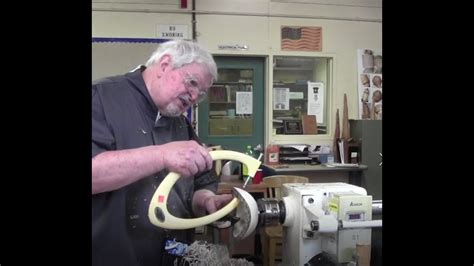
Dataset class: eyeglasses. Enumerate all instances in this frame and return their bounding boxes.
[183,74,208,103]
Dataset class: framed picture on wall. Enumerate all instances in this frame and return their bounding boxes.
[283,119,303,134]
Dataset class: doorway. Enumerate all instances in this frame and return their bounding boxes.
[198,56,265,153]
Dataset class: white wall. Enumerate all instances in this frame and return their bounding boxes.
[92,0,381,146]
[93,12,191,38]
[92,42,158,81]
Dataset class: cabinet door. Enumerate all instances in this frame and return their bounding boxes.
[350,120,382,200]
[198,57,264,153]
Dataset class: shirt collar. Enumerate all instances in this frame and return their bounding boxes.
[125,65,161,120]
[155,111,162,126]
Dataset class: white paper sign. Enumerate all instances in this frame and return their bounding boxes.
[156,25,189,39]
[236,91,253,114]
[273,88,290,110]
[307,82,325,124]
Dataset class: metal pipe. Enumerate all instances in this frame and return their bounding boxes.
[341,220,382,229]
[372,200,382,215]
[192,0,196,40]
[92,8,381,23]
[191,0,197,130]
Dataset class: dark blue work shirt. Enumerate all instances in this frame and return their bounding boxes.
[92,66,217,266]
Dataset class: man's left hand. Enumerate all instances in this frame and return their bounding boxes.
[192,189,234,216]
[203,194,234,214]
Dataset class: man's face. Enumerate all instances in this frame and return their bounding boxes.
[155,63,213,117]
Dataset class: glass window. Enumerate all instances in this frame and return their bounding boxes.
[272,56,332,135]
[207,68,254,136]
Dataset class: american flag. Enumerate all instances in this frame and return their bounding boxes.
[281,26,322,51]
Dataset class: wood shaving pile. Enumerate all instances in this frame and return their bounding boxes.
[175,241,254,266]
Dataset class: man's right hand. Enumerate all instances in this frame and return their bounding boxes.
[160,140,213,177]
[92,140,213,194]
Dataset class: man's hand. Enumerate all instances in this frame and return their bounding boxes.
[92,140,212,194]
[161,140,213,177]
[192,189,234,217]
[203,194,234,214]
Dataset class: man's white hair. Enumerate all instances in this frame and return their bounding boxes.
[145,40,217,86]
